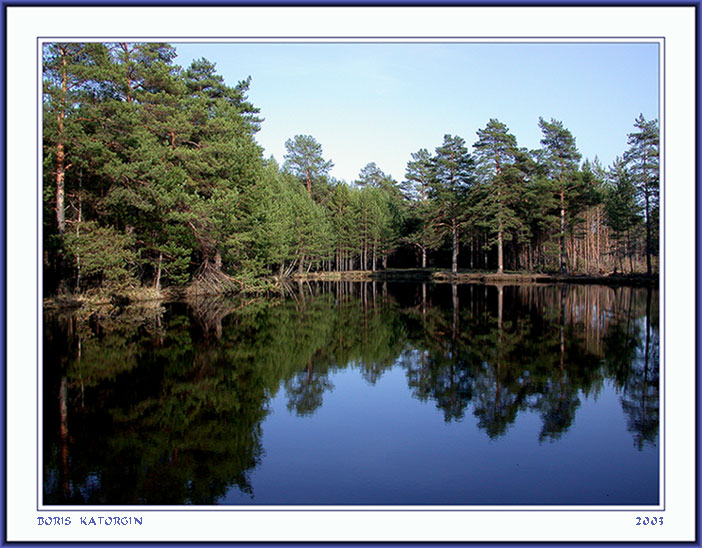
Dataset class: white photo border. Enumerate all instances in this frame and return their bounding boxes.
[5,4,695,543]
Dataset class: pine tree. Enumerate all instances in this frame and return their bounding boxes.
[328,182,355,271]
[356,163,404,269]
[283,135,334,199]
[605,157,641,273]
[624,114,659,275]
[538,117,582,274]
[402,149,438,268]
[43,42,126,290]
[472,119,524,274]
[429,134,475,273]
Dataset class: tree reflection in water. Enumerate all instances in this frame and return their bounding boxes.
[44,281,658,504]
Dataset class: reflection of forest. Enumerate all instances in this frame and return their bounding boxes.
[403,283,659,447]
[43,282,658,504]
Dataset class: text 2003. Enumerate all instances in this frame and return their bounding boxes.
[636,517,663,525]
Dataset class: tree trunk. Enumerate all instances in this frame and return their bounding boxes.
[483,233,488,269]
[595,206,601,272]
[497,218,504,274]
[497,181,504,273]
[154,252,163,291]
[645,188,652,276]
[55,48,68,235]
[74,172,82,292]
[627,230,634,273]
[469,238,474,270]
[451,219,459,274]
[560,188,567,274]
[56,142,66,235]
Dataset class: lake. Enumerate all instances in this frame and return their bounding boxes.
[43,281,659,506]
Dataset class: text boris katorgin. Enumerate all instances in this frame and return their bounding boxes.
[37,516,143,526]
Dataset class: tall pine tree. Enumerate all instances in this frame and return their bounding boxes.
[473,119,525,274]
[624,114,659,275]
[430,134,475,273]
[283,135,334,200]
[538,117,582,274]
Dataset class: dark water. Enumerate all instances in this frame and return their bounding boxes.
[43,282,659,505]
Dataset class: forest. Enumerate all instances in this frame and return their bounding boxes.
[43,42,660,298]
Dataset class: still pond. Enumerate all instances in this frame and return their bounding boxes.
[43,282,659,505]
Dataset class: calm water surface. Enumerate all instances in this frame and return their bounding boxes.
[43,282,659,505]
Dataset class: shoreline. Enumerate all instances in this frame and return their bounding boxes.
[291,269,659,287]
[43,269,658,311]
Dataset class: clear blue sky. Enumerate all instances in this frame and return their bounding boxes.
[174,42,659,183]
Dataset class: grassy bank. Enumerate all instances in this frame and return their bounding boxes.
[293,268,659,287]
[44,268,658,311]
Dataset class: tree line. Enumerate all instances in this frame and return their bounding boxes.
[43,42,660,296]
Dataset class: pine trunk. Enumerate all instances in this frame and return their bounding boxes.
[74,183,82,292]
[55,49,68,235]
[497,220,504,274]
[497,182,504,274]
[155,252,163,291]
[452,220,458,274]
[645,188,652,276]
[560,188,567,274]
[56,141,66,234]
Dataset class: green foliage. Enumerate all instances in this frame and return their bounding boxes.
[63,221,136,286]
[43,42,269,293]
[538,117,582,179]
[428,134,476,272]
[354,165,405,267]
[536,117,586,273]
[401,149,442,266]
[283,134,334,199]
[472,119,528,271]
[624,114,659,274]
[604,157,642,271]
[248,159,298,271]
[402,148,432,201]
[430,134,475,209]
